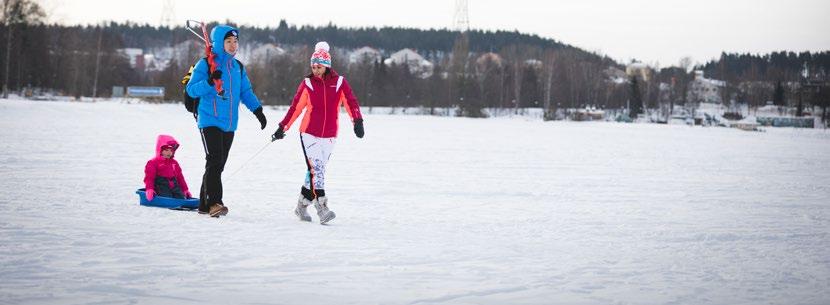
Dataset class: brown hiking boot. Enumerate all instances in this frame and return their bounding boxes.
[209,203,228,217]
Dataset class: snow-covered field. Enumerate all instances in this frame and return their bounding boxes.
[1,98,829,305]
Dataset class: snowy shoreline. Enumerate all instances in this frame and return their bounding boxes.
[1,98,829,305]
[9,96,830,128]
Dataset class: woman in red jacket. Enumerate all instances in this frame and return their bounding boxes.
[271,41,364,225]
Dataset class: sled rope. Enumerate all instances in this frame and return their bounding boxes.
[224,141,272,182]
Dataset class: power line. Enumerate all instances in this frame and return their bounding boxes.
[160,0,175,28]
[453,0,470,32]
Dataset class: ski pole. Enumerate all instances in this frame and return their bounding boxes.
[184,20,207,43]
[185,20,225,97]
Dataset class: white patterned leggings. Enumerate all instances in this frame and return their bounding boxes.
[300,133,336,195]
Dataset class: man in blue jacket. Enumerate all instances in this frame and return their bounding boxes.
[186,24,267,217]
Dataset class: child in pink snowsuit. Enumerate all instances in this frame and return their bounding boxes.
[143,135,192,201]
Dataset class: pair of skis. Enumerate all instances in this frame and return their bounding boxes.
[185,20,225,97]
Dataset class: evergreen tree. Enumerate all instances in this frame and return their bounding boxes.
[773,80,785,106]
[796,98,803,116]
[1,0,44,97]
[629,75,643,117]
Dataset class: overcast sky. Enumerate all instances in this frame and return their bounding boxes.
[40,0,830,67]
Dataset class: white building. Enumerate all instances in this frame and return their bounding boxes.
[524,59,543,69]
[384,48,434,78]
[688,70,726,104]
[117,46,183,72]
[626,62,651,81]
[349,46,382,64]
[142,54,165,72]
[149,41,198,66]
[118,48,143,67]
[246,43,286,64]
[604,67,627,84]
[116,48,165,71]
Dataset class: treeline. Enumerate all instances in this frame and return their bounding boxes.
[701,51,830,82]
[107,19,581,58]
[0,0,142,98]
[1,4,623,117]
[2,0,828,120]
[1,22,142,98]
[695,52,830,110]
[242,34,623,118]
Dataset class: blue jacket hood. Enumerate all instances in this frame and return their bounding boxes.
[186,24,261,132]
[210,25,238,59]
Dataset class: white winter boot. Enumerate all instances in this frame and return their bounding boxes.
[314,196,336,224]
[294,195,312,222]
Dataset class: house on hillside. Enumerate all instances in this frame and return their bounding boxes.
[604,67,627,84]
[688,70,726,104]
[248,43,286,64]
[384,48,434,78]
[116,48,168,72]
[475,52,503,73]
[626,62,651,81]
[118,48,143,68]
[349,46,382,64]
[524,59,543,69]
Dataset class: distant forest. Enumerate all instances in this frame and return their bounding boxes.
[2,0,828,120]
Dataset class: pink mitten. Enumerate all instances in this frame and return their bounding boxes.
[146,189,155,201]
[184,190,192,199]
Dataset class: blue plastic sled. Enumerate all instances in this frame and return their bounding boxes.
[136,188,199,209]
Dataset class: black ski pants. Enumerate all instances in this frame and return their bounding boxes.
[199,126,234,212]
[154,176,185,199]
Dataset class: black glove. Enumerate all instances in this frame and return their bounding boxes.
[253,107,267,130]
[353,119,364,138]
[271,125,285,141]
[207,69,222,86]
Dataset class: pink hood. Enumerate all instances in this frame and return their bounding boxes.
[154,134,180,158]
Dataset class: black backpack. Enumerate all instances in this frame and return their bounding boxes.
[181,57,245,116]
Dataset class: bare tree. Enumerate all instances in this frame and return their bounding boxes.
[346,54,375,109]
[678,57,692,73]
[449,32,473,116]
[820,85,829,125]
[542,49,556,120]
[500,45,524,114]
[677,56,693,107]
[92,26,102,100]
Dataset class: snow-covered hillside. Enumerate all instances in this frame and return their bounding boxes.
[1,98,828,305]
